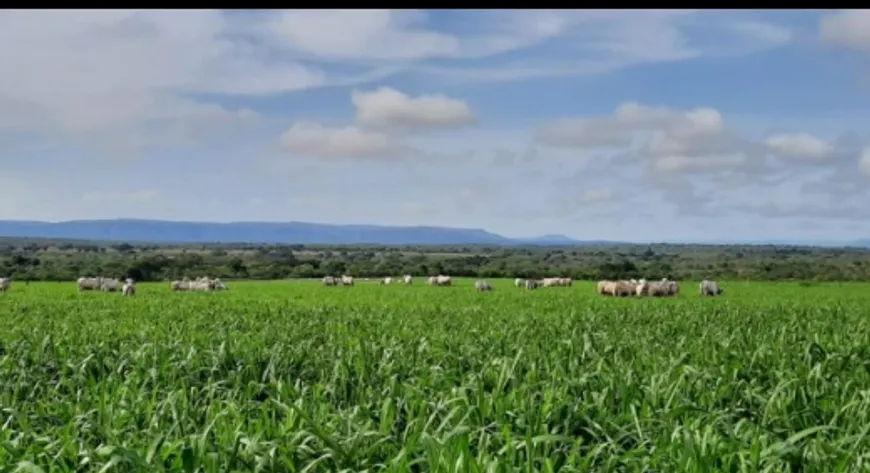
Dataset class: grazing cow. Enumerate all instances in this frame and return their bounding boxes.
[541,277,561,288]
[645,281,667,297]
[700,280,723,296]
[170,276,217,293]
[613,280,635,297]
[122,278,136,296]
[77,277,103,292]
[600,280,633,297]
[322,276,338,287]
[523,279,540,290]
[435,275,452,286]
[403,275,413,285]
[474,280,493,292]
[0,277,10,293]
[211,278,228,291]
[635,280,650,296]
[171,279,190,291]
[646,280,678,297]
[189,278,216,292]
[101,278,122,292]
[542,277,572,288]
[340,275,354,286]
[515,278,525,288]
[381,277,392,285]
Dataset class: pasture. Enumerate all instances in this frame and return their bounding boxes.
[2,279,870,471]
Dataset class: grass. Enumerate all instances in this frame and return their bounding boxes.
[2,279,870,472]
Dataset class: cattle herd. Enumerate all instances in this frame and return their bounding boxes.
[325,275,726,296]
[0,275,725,296]
[594,278,724,297]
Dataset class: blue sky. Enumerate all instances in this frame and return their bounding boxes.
[1,9,870,242]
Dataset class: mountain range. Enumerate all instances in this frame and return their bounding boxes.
[0,219,618,246]
[0,219,863,247]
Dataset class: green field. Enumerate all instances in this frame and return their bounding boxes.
[2,279,870,472]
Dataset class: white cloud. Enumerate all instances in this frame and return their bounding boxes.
[352,87,475,131]
[262,10,459,61]
[0,10,316,152]
[277,87,475,160]
[654,153,748,173]
[1,10,867,242]
[535,102,865,180]
[580,188,615,205]
[764,133,835,161]
[0,9,793,156]
[537,102,748,174]
[819,10,870,52]
[280,122,400,159]
[81,189,159,204]
[408,10,792,84]
[533,99,870,226]
[859,148,870,175]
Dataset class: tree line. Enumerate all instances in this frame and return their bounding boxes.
[0,238,869,282]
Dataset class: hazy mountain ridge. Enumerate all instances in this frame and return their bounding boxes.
[0,219,596,246]
[0,219,861,247]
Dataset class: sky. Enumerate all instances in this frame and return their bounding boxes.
[2,9,870,242]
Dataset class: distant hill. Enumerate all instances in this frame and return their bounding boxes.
[0,219,862,248]
[0,219,608,246]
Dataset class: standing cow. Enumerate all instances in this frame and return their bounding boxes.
[77,277,104,292]
[700,280,724,296]
[474,280,493,292]
[402,275,413,285]
[435,275,452,286]
[523,279,540,290]
[122,278,136,296]
[101,278,122,293]
[0,277,10,293]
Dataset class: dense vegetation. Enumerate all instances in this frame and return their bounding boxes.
[1,237,870,281]
[2,279,870,471]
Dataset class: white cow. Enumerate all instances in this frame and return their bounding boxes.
[435,275,452,286]
[171,279,191,291]
[541,277,571,288]
[381,277,393,285]
[515,278,525,288]
[700,280,723,296]
[0,277,10,293]
[190,278,217,292]
[340,275,354,286]
[77,276,104,292]
[646,280,678,297]
[634,278,649,296]
[322,276,338,286]
[474,280,493,292]
[403,275,413,285]
[212,278,228,291]
[101,278,122,292]
[122,278,136,296]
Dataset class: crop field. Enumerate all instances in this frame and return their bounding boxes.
[3,279,870,472]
